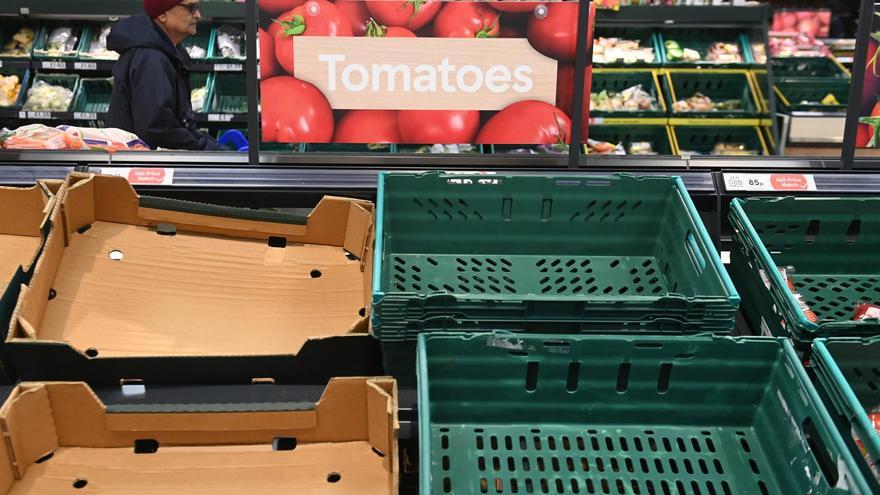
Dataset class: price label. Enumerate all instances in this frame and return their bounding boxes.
[214,63,243,72]
[74,112,98,120]
[74,62,98,70]
[99,168,174,186]
[18,111,25,119]
[41,61,67,70]
[27,111,53,120]
[724,173,817,192]
[207,114,234,122]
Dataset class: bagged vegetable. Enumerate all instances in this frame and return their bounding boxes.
[38,27,79,56]
[57,125,149,152]
[85,24,118,59]
[1,124,88,150]
[22,80,74,111]
[0,75,22,107]
[216,25,245,59]
[191,86,208,112]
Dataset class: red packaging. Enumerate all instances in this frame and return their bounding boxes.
[852,303,880,321]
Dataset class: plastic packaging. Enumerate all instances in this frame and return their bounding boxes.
[760,266,819,323]
[591,84,658,112]
[0,75,21,107]
[216,25,244,59]
[593,37,654,64]
[191,86,208,112]
[852,303,880,321]
[85,24,118,59]
[0,124,88,150]
[22,80,74,111]
[57,125,149,152]
[42,27,79,55]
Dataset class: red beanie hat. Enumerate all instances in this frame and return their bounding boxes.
[144,0,183,18]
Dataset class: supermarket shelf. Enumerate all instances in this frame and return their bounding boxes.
[12,0,244,20]
[0,109,109,121]
[596,5,768,26]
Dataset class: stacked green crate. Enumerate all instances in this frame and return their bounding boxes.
[31,23,86,60]
[418,332,874,495]
[591,69,667,121]
[72,78,112,115]
[373,172,739,383]
[21,73,79,112]
[772,57,850,114]
[209,73,246,114]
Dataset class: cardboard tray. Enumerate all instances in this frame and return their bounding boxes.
[0,377,398,494]
[0,181,57,384]
[5,173,379,385]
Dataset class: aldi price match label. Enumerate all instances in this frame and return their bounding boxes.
[724,173,817,192]
[99,168,174,186]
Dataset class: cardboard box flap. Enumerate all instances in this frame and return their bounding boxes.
[344,203,373,263]
[0,386,58,478]
[366,378,397,462]
[105,409,319,433]
[0,186,50,238]
[139,196,311,226]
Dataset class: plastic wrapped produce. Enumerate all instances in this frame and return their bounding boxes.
[591,84,658,112]
[57,125,149,152]
[191,86,208,112]
[0,75,21,107]
[216,25,244,59]
[22,80,74,111]
[705,42,743,63]
[38,27,79,56]
[0,124,88,150]
[587,139,624,155]
[593,37,654,64]
[84,24,118,59]
[1,27,35,57]
[673,93,741,112]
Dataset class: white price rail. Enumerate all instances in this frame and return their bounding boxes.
[724,173,817,192]
[98,168,174,186]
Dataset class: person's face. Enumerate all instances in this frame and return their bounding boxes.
[158,1,201,40]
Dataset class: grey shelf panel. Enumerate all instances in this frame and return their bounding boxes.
[15,0,244,20]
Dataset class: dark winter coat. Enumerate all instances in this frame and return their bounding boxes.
[107,15,220,150]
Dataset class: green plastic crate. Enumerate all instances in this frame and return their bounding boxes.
[588,125,674,155]
[22,73,79,112]
[207,24,246,61]
[0,22,38,58]
[659,29,751,65]
[182,24,212,61]
[665,70,760,118]
[593,26,661,65]
[813,338,880,491]
[209,73,246,114]
[372,172,739,341]
[32,23,86,60]
[771,57,851,80]
[730,197,880,348]
[752,70,771,114]
[72,77,112,114]
[78,23,118,61]
[0,69,30,109]
[591,69,667,119]
[672,125,768,156]
[418,332,873,495]
[775,79,849,113]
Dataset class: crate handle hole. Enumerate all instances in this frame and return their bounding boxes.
[566,362,581,393]
[805,219,820,244]
[802,417,839,487]
[327,472,341,483]
[846,219,861,244]
[616,363,631,393]
[273,437,297,451]
[73,479,88,489]
[525,362,539,392]
[268,236,287,248]
[657,363,672,393]
[134,439,159,454]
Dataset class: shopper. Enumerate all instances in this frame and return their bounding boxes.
[107,0,220,150]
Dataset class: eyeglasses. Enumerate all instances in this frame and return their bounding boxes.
[177,2,200,15]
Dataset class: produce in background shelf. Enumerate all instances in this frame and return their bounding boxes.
[711,142,758,157]
[590,84,657,112]
[664,40,700,63]
[770,33,831,58]
[38,27,79,57]
[216,25,245,59]
[84,23,118,59]
[593,37,654,64]
[191,85,208,112]
[0,75,21,107]
[587,138,624,154]
[672,93,740,112]
[22,80,74,111]
[1,27,35,57]
[706,42,743,63]
[628,141,654,155]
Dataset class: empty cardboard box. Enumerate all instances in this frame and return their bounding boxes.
[0,377,398,494]
[0,182,56,383]
[6,173,380,384]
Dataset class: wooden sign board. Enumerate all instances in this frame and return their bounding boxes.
[293,37,558,110]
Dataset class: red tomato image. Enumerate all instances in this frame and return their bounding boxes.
[366,0,442,31]
[273,0,353,75]
[527,2,579,62]
[365,19,417,37]
[259,0,305,16]
[433,2,500,38]
[261,76,334,142]
[334,110,401,143]
[489,1,542,13]
[397,110,481,144]
[476,100,571,144]
[336,0,372,36]
[259,28,280,79]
